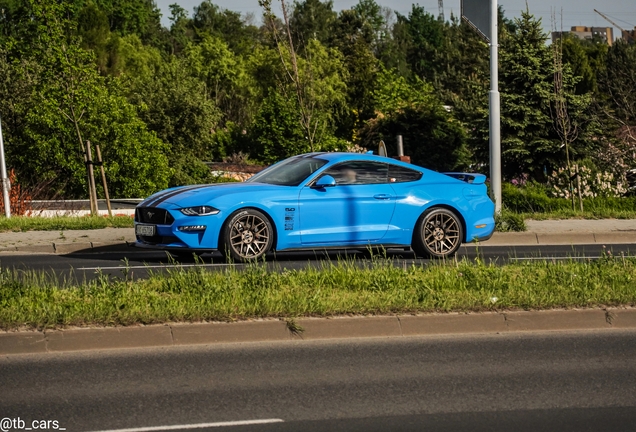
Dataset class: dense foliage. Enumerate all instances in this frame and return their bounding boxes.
[0,0,634,198]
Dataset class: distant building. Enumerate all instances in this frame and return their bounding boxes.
[551,26,614,46]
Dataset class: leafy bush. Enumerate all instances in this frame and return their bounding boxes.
[495,209,526,232]
[549,161,628,198]
[502,182,570,213]
[502,181,636,215]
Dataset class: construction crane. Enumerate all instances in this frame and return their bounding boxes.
[594,9,635,43]
[438,0,444,22]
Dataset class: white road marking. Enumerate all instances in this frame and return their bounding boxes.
[88,418,284,432]
[77,263,240,271]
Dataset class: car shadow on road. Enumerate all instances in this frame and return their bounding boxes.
[64,246,419,266]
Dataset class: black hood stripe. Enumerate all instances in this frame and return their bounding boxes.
[139,188,185,208]
[139,189,180,208]
[141,185,208,208]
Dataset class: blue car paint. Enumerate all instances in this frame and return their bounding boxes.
[298,183,397,244]
[134,152,495,252]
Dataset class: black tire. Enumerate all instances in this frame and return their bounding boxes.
[220,208,274,262]
[412,207,463,259]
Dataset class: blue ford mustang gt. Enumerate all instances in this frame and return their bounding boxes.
[134,152,495,261]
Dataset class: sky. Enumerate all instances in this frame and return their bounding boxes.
[154,0,636,40]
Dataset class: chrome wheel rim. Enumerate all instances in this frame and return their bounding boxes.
[229,214,270,259]
[423,213,460,255]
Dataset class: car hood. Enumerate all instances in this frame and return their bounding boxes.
[159,182,288,207]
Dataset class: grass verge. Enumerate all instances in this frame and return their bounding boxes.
[495,208,636,232]
[0,215,134,232]
[1,254,635,330]
[521,210,636,221]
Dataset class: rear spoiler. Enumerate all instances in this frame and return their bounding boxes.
[443,172,487,185]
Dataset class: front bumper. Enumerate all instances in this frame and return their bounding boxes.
[134,204,223,250]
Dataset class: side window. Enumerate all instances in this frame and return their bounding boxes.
[388,164,422,183]
[324,161,389,185]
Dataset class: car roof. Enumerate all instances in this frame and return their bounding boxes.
[301,152,420,170]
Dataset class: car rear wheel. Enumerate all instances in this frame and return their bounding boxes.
[221,209,274,262]
[413,208,463,258]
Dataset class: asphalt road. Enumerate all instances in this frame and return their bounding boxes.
[2,331,636,431]
[0,243,635,281]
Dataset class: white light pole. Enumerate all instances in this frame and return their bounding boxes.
[489,0,502,213]
[0,115,11,218]
[462,0,502,213]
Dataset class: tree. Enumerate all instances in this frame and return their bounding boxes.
[17,0,107,198]
[290,0,337,51]
[359,67,469,171]
[168,3,192,55]
[183,35,256,127]
[595,40,636,174]
[330,9,379,131]
[0,0,170,197]
[397,5,444,83]
[469,11,557,179]
[124,55,222,185]
[561,35,597,94]
[599,40,636,128]
[93,0,164,42]
[192,0,259,55]
[106,33,163,78]
[249,91,307,163]
[552,30,583,209]
[76,2,112,73]
[260,0,347,152]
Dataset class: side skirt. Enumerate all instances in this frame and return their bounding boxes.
[278,244,412,253]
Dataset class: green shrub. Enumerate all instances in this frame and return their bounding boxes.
[502,182,636,214]
[502,182,570,213]
[495,209,526,232]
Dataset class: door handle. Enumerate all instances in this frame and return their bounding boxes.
[373,194,392,200]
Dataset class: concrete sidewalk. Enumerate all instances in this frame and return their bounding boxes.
[0,218,635,254]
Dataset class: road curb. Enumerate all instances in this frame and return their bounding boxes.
[0,241,132,254]
[2,308,635,356]
[0,232,635,255]
[478,232,636,246]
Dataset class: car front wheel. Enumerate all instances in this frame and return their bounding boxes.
[412,208,463,258]
[221,208,274,262]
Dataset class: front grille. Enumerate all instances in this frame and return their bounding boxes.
[135,208,175,225]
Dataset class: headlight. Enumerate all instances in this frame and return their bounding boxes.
[180,206,220,216]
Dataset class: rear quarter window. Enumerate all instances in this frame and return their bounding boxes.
[388,164,422,183]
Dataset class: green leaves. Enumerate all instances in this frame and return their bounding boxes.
[360,67,468,171]
[1,0,169,197]
[0,0,630,198]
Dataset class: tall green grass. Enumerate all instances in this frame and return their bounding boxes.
[0,215,134,232]
[1,255,634,330]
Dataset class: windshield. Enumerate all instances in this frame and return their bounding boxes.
[246,156,328,186]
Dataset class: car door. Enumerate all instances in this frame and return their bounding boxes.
[298,161,396,245]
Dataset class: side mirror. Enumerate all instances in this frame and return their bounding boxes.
[313,175,336,188]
